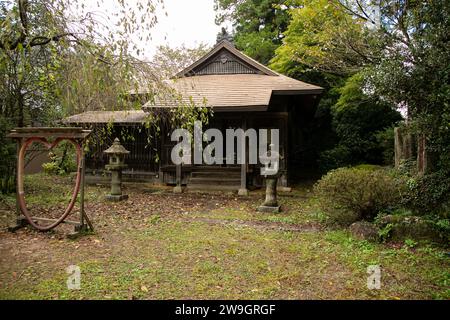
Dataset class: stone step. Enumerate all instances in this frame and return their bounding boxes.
[191,171,241,178]
[187,184,239,191]
[191,166,240,172]
[189,177,241,186]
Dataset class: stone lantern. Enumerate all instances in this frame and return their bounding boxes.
[257,144,281,213]
[104,138,130,201]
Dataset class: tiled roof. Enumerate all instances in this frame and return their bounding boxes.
[66,40,323,123]
[141,40,322,111]
[64,110,147,124]
[142,73,322,112]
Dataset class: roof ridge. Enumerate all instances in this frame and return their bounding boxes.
[174,40,278,78]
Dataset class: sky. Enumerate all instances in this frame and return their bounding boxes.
[71,0,227,60]
[148,0,225,58]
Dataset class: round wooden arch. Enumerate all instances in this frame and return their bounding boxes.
[7,127,92,232]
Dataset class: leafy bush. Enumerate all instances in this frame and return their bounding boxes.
[433,218,450,242]
[42,161,60,175]
[314,166,405,225]
[378,223,394,243]
[42,142,77,175]
[403,169,450,217]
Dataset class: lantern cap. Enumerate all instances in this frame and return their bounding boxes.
[104,138,130,154]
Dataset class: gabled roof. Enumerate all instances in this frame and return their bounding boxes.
[175,40,278,78]
[142,74,322,112]
[66,41,324,123]
[140,40,323,111]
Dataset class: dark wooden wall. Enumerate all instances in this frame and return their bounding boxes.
[85,124,160,173]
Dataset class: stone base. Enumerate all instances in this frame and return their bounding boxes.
[105,194,128,202]
[257,205,281,213]
[173,186,183,193]
[278,187,292,192]
[67,224,93,239]
[7,217,28,232]
[238,188,249,196]
[349,221,378,242]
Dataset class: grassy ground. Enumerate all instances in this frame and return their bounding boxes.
[0,174,448,300]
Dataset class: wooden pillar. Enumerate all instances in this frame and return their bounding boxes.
[238,116,249,196]
[173,132,183,193]
[173,163,182,193]
[281,114,288,187]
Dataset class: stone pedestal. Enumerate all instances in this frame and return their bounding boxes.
[238,188,249,196]
[173,163,183,193]
[110,171,122,195]
[173,186,183,193]
[105,167,128,201]
[105,194,129,202]
[257,176,280,213]
[104,138,129,202]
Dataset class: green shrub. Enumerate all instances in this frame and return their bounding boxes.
[433,218,450,242]
[0,174,15,194]
[403,169,450,217]
[378,223,394,242]
[352,164,381,171]
[314,166,406,225]
[42,161,60,175]
[41,142,77,176]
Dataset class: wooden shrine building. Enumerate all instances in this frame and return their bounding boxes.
[65,40,323,191]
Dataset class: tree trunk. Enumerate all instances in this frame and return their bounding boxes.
[394,126,413,168]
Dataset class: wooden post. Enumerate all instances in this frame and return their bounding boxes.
[74,152,94,233]
[238,116,248,196]
[173,133,183,193]
[80,155,85,226]
[173,163,183,193]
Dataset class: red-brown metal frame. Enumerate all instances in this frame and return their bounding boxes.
[17,137,82,231]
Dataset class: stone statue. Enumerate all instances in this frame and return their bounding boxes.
[258,144,281,213]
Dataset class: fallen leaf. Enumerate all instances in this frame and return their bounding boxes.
[140,285,148,293]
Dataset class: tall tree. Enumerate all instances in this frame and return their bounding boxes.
[0,0,164,125]
[270,0,371,76]
[214,0,291,64]
[0,0,210,193]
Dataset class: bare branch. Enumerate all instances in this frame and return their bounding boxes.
[28,32,78,47]
[336,1,370,22]
[356,0,376,25]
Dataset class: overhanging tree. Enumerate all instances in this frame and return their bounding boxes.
[0,0,210,193]
[214,0,291,64]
